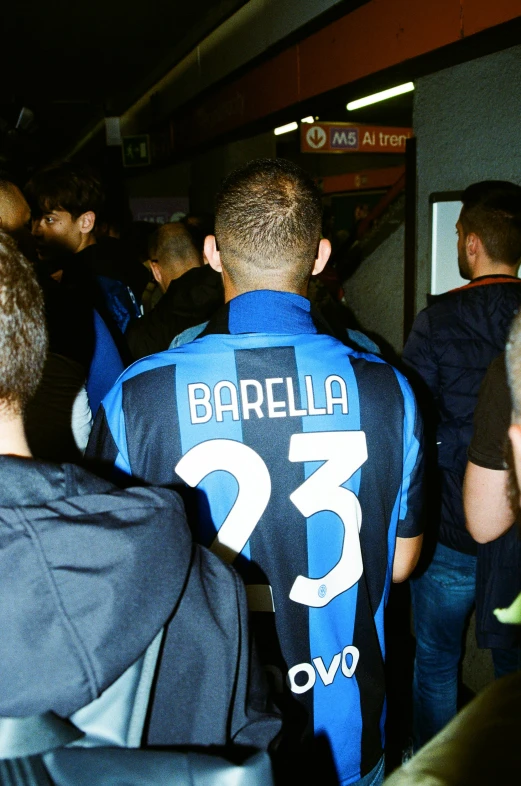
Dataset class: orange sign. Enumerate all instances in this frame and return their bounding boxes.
[301,122,413,154]
[319,166,406,195]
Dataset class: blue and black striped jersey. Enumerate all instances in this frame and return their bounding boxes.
[87,290,423,785]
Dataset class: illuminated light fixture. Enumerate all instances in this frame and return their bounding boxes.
[274,121,298,135]
[301,116,314,124]
[346,81,414,111]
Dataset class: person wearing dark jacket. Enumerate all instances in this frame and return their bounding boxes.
[26,163,139,363]
[463,353,521,674]
[0,230,279,753]
[402,180,521,750]
[125,222,223,360]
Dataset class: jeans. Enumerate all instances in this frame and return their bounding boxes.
[410,542,476,750]
[353,755,385,786]
[491,646,521,679]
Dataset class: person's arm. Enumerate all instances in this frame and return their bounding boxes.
[465,354,514,543]
[393,534,423,582]
[463,461,515,543]
[84,386,133,485]
[392,370,425,581]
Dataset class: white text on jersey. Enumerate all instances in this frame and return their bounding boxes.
[265,645,360,695]
[187,375,349,424]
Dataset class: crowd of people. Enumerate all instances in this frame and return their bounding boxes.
[0,157,520,785]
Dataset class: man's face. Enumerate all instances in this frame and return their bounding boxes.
[456,216,471,280]
[32,209,86,261]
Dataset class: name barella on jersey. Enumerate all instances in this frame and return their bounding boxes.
[87,301,423,785]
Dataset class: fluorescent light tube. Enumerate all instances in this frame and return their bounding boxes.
[300,116,314,124]
[274,121,298,135]
[347,82,414,111]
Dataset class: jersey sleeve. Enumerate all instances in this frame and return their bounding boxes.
[395,371,425,538]
[467,353,510,470]
[85,396,133,484]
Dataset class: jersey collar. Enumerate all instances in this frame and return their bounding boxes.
[204,290,320,335]
[448,274,521,294]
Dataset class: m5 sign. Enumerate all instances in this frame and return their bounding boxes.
[301,122,412,154]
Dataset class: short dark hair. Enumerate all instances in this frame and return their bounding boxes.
[25,163,104,221]
[180,213,214,255]
[460,181,521,266]
[215,158,323,289]
[0,232,47,412]
[149,222,201,269]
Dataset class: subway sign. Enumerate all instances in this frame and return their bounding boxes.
[301,122,413,154]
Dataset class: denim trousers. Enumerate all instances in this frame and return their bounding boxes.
[410,542,476,750]
[353,755,385,786]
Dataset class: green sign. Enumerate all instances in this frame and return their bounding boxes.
[122,135,150,167]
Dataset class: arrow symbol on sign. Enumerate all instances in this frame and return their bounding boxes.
[306,126,327,149]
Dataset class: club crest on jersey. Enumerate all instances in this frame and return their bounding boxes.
[187,374,348,424]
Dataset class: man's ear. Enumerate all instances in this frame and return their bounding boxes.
[311,237,332,277]
[466,232,481,262]
[205,235,222,273]
[150,261,163,288]
[78,211,96,235]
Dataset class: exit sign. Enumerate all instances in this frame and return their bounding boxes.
[122,135,150,167]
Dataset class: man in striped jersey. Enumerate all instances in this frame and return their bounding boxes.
[87,158,423,786]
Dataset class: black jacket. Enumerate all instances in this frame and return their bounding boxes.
[402,275,521,554]
[126,265,223,360]
[0,457,279,749]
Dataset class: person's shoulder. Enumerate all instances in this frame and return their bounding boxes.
[406,304,435,336]
[118,350,180,383]
[408,288,472,335]
[343,346,416,401]
[63,462,179,500]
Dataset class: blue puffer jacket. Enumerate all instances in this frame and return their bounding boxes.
[402,275,521,555]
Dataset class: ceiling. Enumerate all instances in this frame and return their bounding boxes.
[1,0,249,175]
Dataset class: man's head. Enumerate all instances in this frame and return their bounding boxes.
[149,222,203,293]
[0,181,31,238]
[26,163,104,261]
[457,181,521,279]
[205,158,330,298]
[0,232,47,417]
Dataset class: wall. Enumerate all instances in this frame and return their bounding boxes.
[121,0,350,136]
[169,1,521,157]
[413,44,521,312]
[343,223,405,356]
[124,130,275,215]
[190,131,276,213]
[125,161,191,198]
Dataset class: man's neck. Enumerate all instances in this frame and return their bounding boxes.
[221,270,309,304]
[163,260,202,291]
[472,259,518,280]
[76,234,96,254]
[0,412,32,458]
